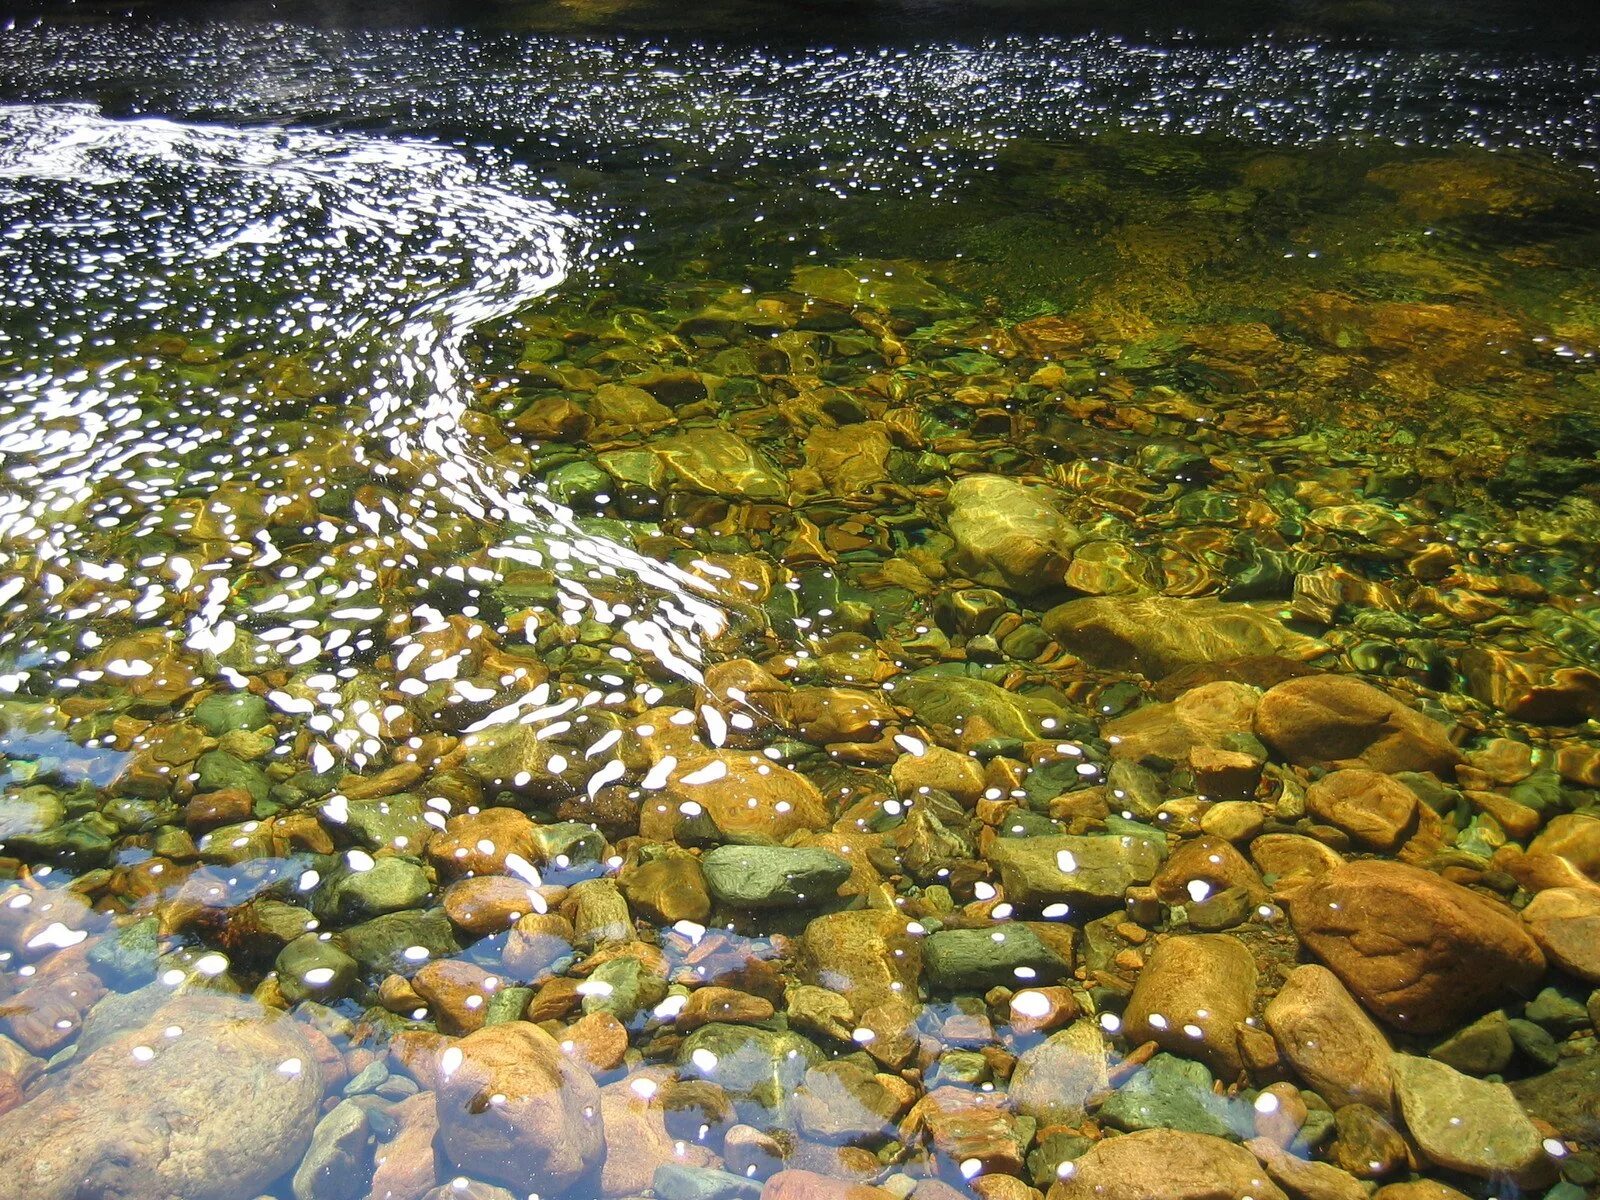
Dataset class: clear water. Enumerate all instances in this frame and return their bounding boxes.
[0,11,1597,1200]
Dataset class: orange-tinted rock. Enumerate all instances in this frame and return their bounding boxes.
[442,875,549,938]
[904,1086,1027,1176]
[0,995,323,1200]
[1305,769,1419,852]
[891,746,986,806]
[185,788,254,832]
[796,909,923,1019]
[598,1069,718,1196]
[501,912,575,982]
[1289,860,1545,1033]
[367,1090,439,1200]
[1102,682,1260,768]
[425,808,539,879]
[1459,646,1600,725]
[1521,886,1600,983]
[411,959,503,1035]
[1254,676,1459,776]
[641,752,829,845]
[619,850,711,926]
[1046,1129,1287,1200]
[1122,934,1257,1078]
[1045,596,1325,679]
[678,986,776,1031]
[1528,813,1600,879]
[1151,836,1266,906]
[561,1010,630,1073]
[435,1022,603,1194]
[1264,964,1393,1112]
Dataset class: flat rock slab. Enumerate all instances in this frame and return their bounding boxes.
[1390,1053,1554,1186]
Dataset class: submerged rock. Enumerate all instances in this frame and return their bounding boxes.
[435,1021,604,1194]
[945,474,1082,596]
[1122,934,1257,1079]
[1390,1053,1554,1185]
[1289,860,1545,1033]
[1521,886,1600,983]
[1006,1018,1108,1126]
[0,994,323,1200]
[1264,964,1394,1112]
[1046,1128,1287,1200]
[1254,676,1459,775]
[700,844,852,909]
[988,832,1164,911]
[922,923,1074,991]
[1043,595,1325,677]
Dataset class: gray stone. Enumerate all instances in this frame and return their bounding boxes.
[923,923,1073,991]
[1097,1053,1246,1140]
[652,1163,763,1200]
[581,955,668,1024]
[1523,986,1590,1035]
[0,786,64,839]
[1507,1018,1559,1070]
[1007,1018,1108,1126]
[1509,1054,1600,1144]
[700,844,852,909]
[339,908,459,976]
[1428,1009,1514,1076]
[292,1099,373,1200]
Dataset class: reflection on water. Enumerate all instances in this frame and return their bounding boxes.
[0,17,1598,1200]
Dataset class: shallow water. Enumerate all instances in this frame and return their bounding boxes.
[0,12,1598,1200]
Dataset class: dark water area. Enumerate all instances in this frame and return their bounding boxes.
[0,6,1598,1200]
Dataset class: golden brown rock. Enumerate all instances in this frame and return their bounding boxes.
[1521,886,1600,983]
[1304,769,1419,852]
[1122,934,1257,1078]
[1254,677,1459,776]
[425,808,539,880]
[1047,1129,1288,1200]
[1265,965,1393,1112]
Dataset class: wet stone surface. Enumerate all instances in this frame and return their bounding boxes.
[0,16,1599,1200]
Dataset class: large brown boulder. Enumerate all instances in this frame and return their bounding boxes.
[0,994,323,1200]
[1047,1128,1288,1200]
[435,1021,604,1194]
[1254,676,1460,775]
[1289,860,1545,1033]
